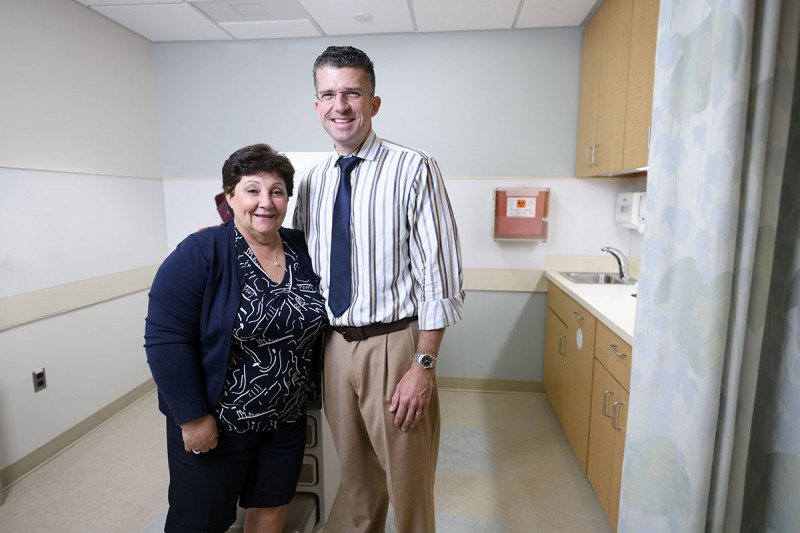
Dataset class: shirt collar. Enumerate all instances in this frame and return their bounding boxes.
[332,130,380,163]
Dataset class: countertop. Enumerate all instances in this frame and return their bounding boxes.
[544,270,637,345]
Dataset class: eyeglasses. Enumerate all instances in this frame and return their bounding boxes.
[315,88,370,103]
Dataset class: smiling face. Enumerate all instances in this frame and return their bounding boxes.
[314,66,381,154]
[226,173,288,244]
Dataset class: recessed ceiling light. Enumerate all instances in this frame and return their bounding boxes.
[352,11,373,22]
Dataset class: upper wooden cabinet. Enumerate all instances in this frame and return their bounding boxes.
[575,0,660,177]
[575,9,603,177]
[623,0,660,170]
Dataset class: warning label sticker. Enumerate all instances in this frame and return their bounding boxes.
[506,197,536,217]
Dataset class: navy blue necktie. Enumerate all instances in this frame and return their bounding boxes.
[329,156,360,317]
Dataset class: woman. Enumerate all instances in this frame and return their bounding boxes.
[145,144,327,533]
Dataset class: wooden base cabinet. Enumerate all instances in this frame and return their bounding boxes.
[587,322,632,531]
[544,284,597,472]
[544,285,633,531]
[587,360,628,530]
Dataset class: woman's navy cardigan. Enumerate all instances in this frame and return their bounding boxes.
[144,221,319,426]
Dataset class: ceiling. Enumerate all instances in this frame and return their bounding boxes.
[72,0,599,42]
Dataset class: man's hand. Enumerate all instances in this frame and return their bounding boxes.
[180,414,219,454]
[389,364,434,431]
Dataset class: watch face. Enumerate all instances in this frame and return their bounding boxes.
[416,354,435,369]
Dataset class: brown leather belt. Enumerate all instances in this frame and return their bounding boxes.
[332,317,417,342]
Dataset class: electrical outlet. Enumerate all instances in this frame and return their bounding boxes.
[32,367,47,392]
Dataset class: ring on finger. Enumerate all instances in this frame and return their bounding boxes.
[192,449,201,455]
[416,411,424,415]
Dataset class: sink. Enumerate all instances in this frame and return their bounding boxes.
[560,271,637,285]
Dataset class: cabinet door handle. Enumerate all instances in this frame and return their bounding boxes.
[602,390,614,417]
[558,335,566,356]
[609,344,628,358]
[611,401,625,430]
[591,144,598,167]
[585,145,593,167]
[571,311,584,321]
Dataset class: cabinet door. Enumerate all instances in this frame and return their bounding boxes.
[587,359,629,532]
[608,385,629,531]
[594,0,633,175]
[544,308,569,422]
[575,8,603,178]
[622,0,660,170]
[587,360,618,519]
[545,284,596,472]
[563,302,596,472]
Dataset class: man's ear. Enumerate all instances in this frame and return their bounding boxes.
[370,95,381,117]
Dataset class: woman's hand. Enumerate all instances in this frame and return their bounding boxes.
[180,414,219,454]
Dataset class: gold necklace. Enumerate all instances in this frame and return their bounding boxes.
[272,241,281,267]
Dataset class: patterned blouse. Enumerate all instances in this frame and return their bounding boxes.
[215,227,327,433]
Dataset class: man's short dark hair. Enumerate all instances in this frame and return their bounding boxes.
[313,46,376,94]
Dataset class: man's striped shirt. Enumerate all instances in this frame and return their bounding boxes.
[293,131,464,329]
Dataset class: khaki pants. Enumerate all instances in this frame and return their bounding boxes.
[323,323,440,533]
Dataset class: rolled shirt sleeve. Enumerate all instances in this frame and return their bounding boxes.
[409,156,465,330]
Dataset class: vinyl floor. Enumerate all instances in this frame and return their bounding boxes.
[0,389,611,532]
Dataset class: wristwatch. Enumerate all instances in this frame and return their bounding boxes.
[413,353,437,369]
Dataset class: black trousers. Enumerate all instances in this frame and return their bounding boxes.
[164,417,305,533]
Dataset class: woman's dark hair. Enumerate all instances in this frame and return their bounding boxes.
[221,143,294,197]
[313,45,376,94]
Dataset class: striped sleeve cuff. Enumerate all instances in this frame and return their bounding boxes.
[418,290,465,330]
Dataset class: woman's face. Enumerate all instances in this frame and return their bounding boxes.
[226,172,288,243]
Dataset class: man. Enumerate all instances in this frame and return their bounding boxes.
[293,46,464,532]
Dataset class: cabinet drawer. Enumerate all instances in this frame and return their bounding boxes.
[547,284,572,321]
[548,284,594,326]
[595,322,632,390]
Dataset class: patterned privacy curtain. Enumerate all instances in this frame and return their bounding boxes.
[619,1,800,532]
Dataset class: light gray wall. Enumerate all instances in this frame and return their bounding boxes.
[0,169,165,299]
[153,28,643,386]
[154,29,581,178]
[0,0,645,480]
[0,0,161,470]
[438,291,547,381]
[0,0,160,177]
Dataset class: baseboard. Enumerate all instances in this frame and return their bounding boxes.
[438,377,543,393]
[0,379,156,489]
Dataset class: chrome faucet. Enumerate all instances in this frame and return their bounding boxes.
[601,247,630,281]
